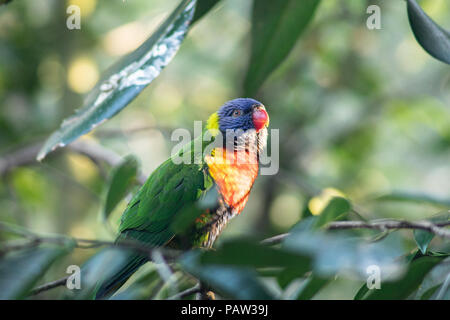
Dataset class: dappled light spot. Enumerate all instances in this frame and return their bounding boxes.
[67,56,99,94]
[269,193,302,229]
[308,188,346,216]
[67,0,97,17]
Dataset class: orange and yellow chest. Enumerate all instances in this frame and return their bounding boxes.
[205,148,259,214]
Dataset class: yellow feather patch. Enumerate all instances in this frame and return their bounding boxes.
[206,112,220,136]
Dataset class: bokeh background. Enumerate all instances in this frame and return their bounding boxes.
[1,0,449,298]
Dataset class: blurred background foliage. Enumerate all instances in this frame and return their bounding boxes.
[0,0,449,299]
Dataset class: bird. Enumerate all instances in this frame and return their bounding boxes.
[79,98,269,299]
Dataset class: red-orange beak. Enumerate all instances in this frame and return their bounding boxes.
[252,106,269,132]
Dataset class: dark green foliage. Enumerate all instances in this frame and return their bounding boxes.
[180,250,275,300]
[313,197,350,229]
[295,276,330,300]
[376,192,450,207]
[199,239,312,270]
[283,226,404,279]
[192,0,221,24]
[406,0,450,64]
[244,0,321,95]
[66,247,138,300]
[103,155,139,221]
[0,243,74,299]
[37,0,197,161]
[359,255,446,300]
[415,256,450,300]
[413,212,449,254]
[1,0,449,301]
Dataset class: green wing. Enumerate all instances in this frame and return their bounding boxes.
[118,133,214,247]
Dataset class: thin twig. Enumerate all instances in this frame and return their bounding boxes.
[30,277,68,296]
[435,273,450,300]
[261,219,450,245]
[260,233,289,245]
[151,249,178,298]
[0,222,181,259]
[0,140,147,184]
[327,220,450,238]
[167,284,200,300]
[5,217,449,297]
[95,125,173,138]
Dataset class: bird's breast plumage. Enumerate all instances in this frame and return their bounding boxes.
[187,147,260,248]
[205,147,259,214]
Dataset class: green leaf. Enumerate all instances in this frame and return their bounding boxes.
[0,243,74,299]
[296,275,329,300]
[415,257,450,300]
[244,0,320,95]
[313,197,350,229]
[419,283,447,300]
[193,239,312,290]
[375,191,450,207]
[200,239,311,270]
[103,155,139,221]
[414,212,450,254]
[433,276,450,300]
[414,230,434,255]
[180,250,274,299]
[192,0,221,24]
[362,256,445,300]
[283,229,405,279]
[66,247,136,300]
[36,0,197,161]
[110,265,162,300]
[406,0,450,64]
[276,267,305,289]
[354,282,370,300]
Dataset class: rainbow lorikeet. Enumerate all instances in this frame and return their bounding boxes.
[84,98,269,299]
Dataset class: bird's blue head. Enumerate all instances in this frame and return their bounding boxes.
[206,98,269,152]
[206,98,269,134]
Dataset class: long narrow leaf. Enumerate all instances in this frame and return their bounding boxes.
[406,0,450,64]
[103,155,139,221]
[374,191,450,207]
[414,212,450,254]
[180,250,274,299]
[244,0,320,95]
[37,0,197,161]
[192,0,221,23]
[0,243,74,299]
[296,275,329,300]
[361,256,444,300]
[313,197,350,229]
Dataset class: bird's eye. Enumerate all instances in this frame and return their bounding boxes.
[232,109,242,117]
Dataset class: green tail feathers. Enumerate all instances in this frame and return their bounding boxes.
[93,250,147,299]
[64,247,147,300]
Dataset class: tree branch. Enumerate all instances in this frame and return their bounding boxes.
[30,277,68,296]
[151,249,178,298]
[167,283,200,300]
[0,140,147,184]
[327,219,450,236]
[0,222,181,260]
[4,217,449,297]
[94,125,174,138]
[261,219,450,245]
[260,233,289,245]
